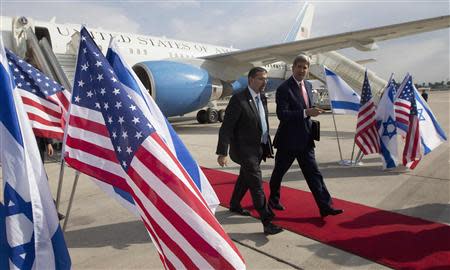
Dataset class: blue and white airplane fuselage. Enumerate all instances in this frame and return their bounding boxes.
[1,5,448,122]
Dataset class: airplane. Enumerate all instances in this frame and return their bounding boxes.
[0,3,449,124]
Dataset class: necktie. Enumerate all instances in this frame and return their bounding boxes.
[300,81,309,108]
[255,95,268,144]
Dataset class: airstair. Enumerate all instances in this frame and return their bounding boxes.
[10,16,76,92]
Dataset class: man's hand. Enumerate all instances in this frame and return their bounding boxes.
[47,143,54,157]
[217,155,228,167]
[305,107,325,117]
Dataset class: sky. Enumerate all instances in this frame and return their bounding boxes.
[1,0,449,83]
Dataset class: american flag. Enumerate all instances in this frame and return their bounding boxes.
[394,75,421,169]
[5,49,70,140]
[65,27,245,269]
[355,70,380,155]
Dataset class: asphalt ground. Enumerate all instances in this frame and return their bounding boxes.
[2,91,449,269]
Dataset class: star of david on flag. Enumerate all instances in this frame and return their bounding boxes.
[413,85,447,155]
[375,75,399,169]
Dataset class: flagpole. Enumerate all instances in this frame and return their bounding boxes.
[63,170,80,232]
[331,111,344,162]
[55,160,65,210]
[355,149,364,164]
[350,137,357,164]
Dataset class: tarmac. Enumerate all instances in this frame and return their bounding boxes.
[5,91,450,269]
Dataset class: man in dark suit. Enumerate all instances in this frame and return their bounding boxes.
[421,89,429,102]
[269,55,343,218]
[216,67,283,235]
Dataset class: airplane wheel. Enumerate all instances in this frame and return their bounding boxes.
[196,109,208,124]
[207,108,219,123]
[218,109,225,122]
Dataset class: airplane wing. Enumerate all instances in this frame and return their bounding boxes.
[202,15,450,65]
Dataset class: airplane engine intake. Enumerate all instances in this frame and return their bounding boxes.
[133,61,223,117]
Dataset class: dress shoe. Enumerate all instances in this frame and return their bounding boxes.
[320,207,343,218]
[263,223,283,235]
[229,207,251,216]
[269,200,285,211]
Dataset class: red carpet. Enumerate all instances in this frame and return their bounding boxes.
[203,168,450,270]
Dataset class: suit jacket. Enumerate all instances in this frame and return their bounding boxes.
[273,77,315,152]
[216,88,273,165]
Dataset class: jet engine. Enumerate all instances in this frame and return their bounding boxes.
[133,61,223,120]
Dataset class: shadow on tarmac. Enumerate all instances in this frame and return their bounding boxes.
[228,232,270,248]
[297,242,373,268]
[65,220,149,249]
[395,203,450,224]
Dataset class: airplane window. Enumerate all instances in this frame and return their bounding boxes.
[143,49,147,55]
[129,48,133,54]
[137,49,140,55]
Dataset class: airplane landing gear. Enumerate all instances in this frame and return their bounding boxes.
[206,108,219,123]
[196,109,208,124]
[196,108,224,124]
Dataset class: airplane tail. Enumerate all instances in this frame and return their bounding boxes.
[284,2,315,42]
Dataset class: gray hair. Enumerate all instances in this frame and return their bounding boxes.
[293,54,311,67]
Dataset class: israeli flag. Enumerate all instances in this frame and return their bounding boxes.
[106,38,220,212]
[325,67,361,114]
[375,78,398,169]
[0,39,71,269]
[413,86,447,155]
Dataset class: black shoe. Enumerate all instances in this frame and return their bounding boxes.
[320,207,343,218]
[58,212,65,221]
[269,200,285,211]
[229,207,251,216]
[263,223,283,235]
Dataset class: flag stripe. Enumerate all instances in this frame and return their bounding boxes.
[19,89,62,112]
[135,138,237,246]
[65,156,130,192]
[32,128,63,140]
[54,91,70,111]
[128,180,210,269]
[143,134,208,208]
[21,96,62,119]
[27,112,62,128]
[139,211,180,270]
[130,143,242,268]
[69,115,110,137]
[66,136,117,162]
